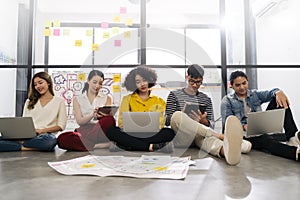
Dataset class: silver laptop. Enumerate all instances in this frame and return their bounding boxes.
[246,109,285,137]
[122,112,160,135]
[0,117,37,139]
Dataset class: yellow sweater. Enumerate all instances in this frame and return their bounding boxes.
[118,92,166,129]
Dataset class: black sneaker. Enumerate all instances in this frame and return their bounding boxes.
[152,142,174,153]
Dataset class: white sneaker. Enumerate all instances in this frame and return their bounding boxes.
[287,131,300,147]
[223,116,243,165]
[241,140,252,154]
[287,136,299,147]
[295,131,300,146]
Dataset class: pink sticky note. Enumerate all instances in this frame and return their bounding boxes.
[101,22,109,29]
[114,40,121,47]
[53,29,60,36]
[120,7,127,14]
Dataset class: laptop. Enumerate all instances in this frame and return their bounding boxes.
[122,112,160,137]
[0,117,37,139]
[246,109,285,137]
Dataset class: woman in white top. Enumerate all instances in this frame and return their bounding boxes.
[0,71,67,152]
[57,70,116,151]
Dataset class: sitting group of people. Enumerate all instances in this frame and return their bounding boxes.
[0,64,299,166]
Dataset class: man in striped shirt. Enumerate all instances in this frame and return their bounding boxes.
[165,64,251,165]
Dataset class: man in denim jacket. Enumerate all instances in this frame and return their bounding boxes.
[221,70,300,162]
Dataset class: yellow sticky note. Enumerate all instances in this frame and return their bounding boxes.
[92,43,99,51]
[63,29,70,36]
[75,40,82,46]
[44,29,51,36]
[123,31,131,38]
[78,73,86,81]
[103,32,110,38]
[81,163,96,168]
[113,15,121,22]
[113,74,121,82]
[86,29,93,36]
[53,20,61,27]
[44,20,52,27]
[125,18,133,26]
[112,27,119,34]
[153,166,168,171]
[112,85,121,92]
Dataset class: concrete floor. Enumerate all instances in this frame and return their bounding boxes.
[0,147,299,200]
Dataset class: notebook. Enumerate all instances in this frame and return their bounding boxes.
[246,109,285,137]
[0,117,37,139]
[122,112,160,135]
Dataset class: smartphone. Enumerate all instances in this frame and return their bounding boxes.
[97,106,119,115]
[184,103,207,115]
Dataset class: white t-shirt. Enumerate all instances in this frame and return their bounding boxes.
[23,96,67,133]
[76,91,108,123]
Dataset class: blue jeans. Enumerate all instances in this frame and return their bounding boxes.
[0,133,57,152]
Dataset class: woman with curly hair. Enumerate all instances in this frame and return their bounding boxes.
[0,71,67,152]
[106,65,175,153]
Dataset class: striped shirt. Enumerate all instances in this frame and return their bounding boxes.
[165,88,214,128]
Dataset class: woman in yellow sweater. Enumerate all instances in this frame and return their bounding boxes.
[106,66,175,152]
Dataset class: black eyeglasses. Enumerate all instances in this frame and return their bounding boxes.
[188,79,203,86]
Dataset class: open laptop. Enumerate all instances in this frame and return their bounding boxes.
[122,112,160,137]
[0,117,37,139]
[246,109,285,137]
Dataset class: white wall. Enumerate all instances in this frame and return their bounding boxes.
[256,0,300,128]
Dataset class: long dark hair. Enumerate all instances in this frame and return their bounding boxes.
[124,65,157,92]
[82,70,104,94]
[27,71,54,110]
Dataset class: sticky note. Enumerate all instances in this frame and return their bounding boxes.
[53,29,60,36]
[114,40,121,47]
[113,74,121,82]
[63,29,70,36]
[112,27,119,34]
[78,73,86,81]
[113,15,120,22]
[101,22,109,29]
[86,29,93,36]
[153,166,168,171]
[123,31,131,38]
[112,85,121,92]
[103,32,110,38]
[44,20,52,27]
[92,43,99,51]
[81,163,96,168]
[53,20,61,27]
[75,40,82,47]
[120,6,127,14]
[125,18,133,26]
[44,29,51,36]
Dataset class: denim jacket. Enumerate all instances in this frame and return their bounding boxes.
[220,88,279,128]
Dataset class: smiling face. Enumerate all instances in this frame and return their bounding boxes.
[88,75,104,95]
[135,74,149,94]
[34,77,50,95]
[231,76,249,98]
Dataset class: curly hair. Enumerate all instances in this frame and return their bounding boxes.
[124,65,157,92]
[27,71,54,110]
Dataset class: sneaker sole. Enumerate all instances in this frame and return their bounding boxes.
[224,116,243,165]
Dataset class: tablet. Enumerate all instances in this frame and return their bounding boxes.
[98,105,119,115]
[183,102,207,115]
